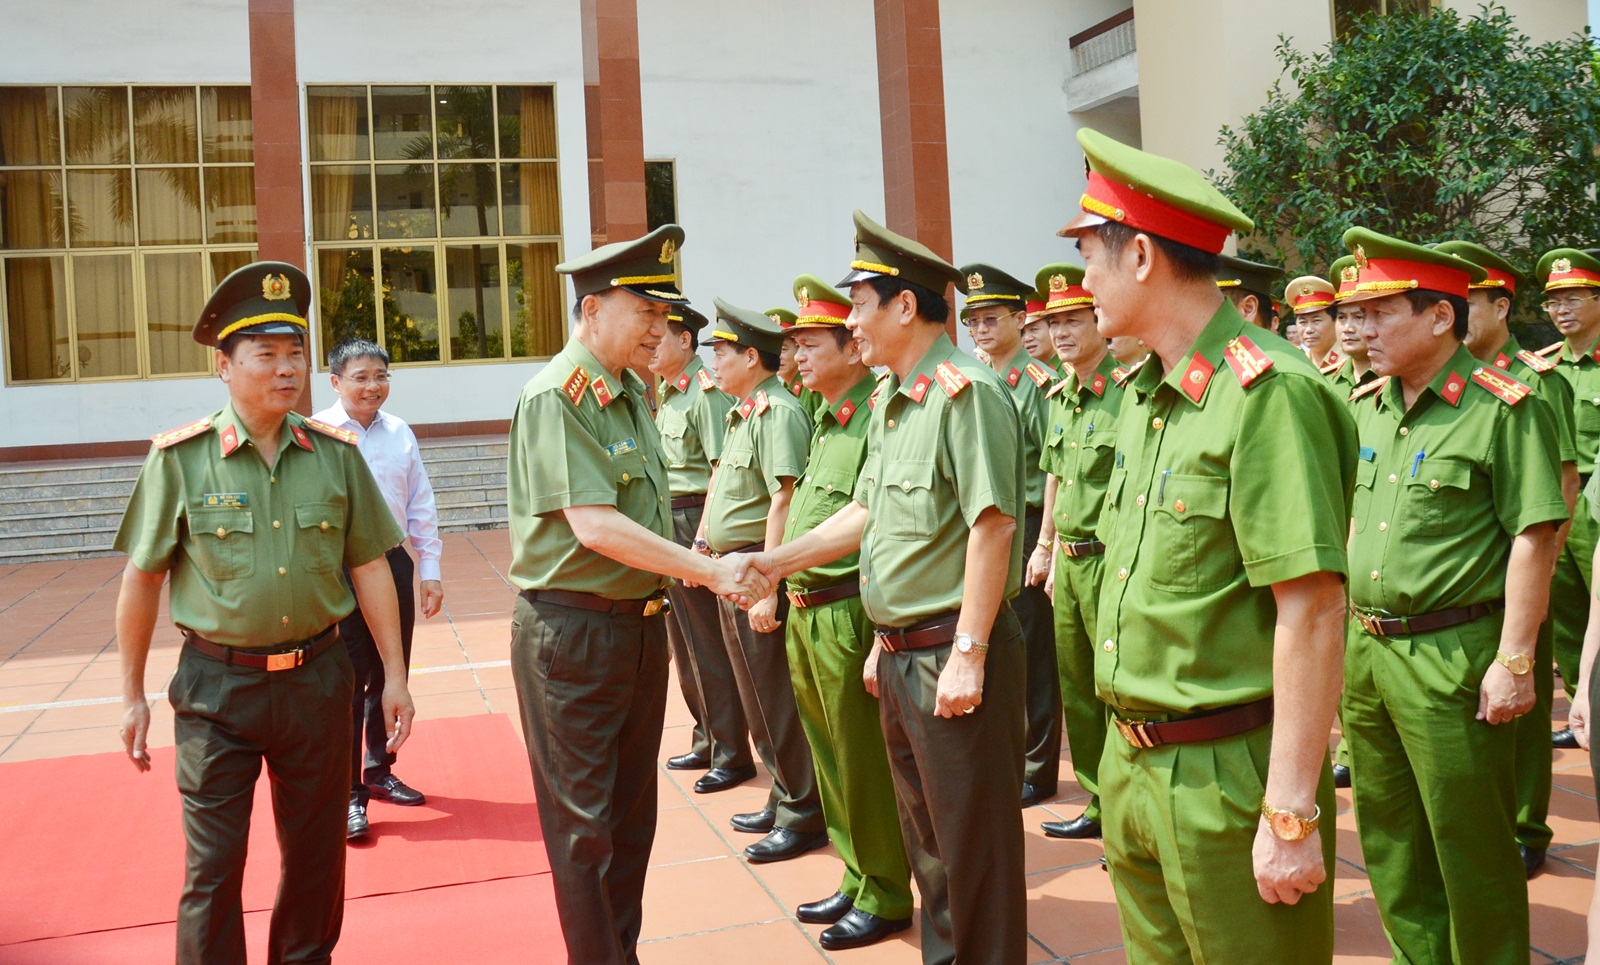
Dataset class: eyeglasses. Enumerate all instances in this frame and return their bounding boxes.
[339,374,392,385]
[1541,293,1600,314]
[964,311,1020,329]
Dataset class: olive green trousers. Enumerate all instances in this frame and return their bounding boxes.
[1051,546,1107,823]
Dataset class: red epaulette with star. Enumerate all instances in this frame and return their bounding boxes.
[934,361,971,398]
[1222,335,1274,389]
[304,418,358,445]
[1349,377,1389,404]
[561,366,590,406]
[753,390,770,415]
[696,368,717,392]
[1471,366,1533,406]
[151,417,213,450]
[1024,361,1053,388]
[1537,341,1564,358]
[1516,349,1557,373]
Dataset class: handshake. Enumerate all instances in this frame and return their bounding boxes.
[686,548,782,610]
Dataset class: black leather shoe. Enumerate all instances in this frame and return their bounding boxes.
[1553,727,1580,749]
[1020,782,1057,808]
[1332,763,1352,788]
[1099,855,1108,872]
[347,804,369,841]
[1041,815,1101,839]
[797,891,853,924]
[818,908,912,950]
[1521,845,1547,879]
[694,765,757,794]
[730,808,776,834]
[367,775,426,806]
[744,828,829,863]
[667,750,711,770]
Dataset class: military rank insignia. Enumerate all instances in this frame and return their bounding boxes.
[305,418,358,444]
[934,361,970,398]
[1349,377,1389,404]
[1516,349,1556,373]
[1180,352,1215,403]
[1006,367,1022,387]
[152,417,212,450]
[1439,372,1466,406]
[1088,372,1107,397]
[697,369,717,391]
[1222,336,1273,389]
[562,367,590,406]
[1471,366,1532,406]
[908,374,932,404]
[591,377,615,408]
[674,372,692,392]
[739,397,757,419]
[219,423,242,456]
[290,423,314,450]
[1044,378,1072,400]
[836,398,857,427]
[1025,361,1052,387]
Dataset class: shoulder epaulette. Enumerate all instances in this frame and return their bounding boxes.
[934,361,971,398]
[753,390,770,415]
[1222,335,1274,389]
[1516,349,1557,373]
[1471,366,1533,406]
[1538,341,1564,358]
[697,368,717,391]
[1044,377,1073,400]
[1319,358,1342,375]
[151,417,213,450]
[561,366,590,406]
[1348,376,1389,403]
[1024,361,1053,388]
[304,417,359,444]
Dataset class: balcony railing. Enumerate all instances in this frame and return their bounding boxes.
[1070,9,1135,76]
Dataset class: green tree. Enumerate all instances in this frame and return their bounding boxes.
[1217,5,1600,313]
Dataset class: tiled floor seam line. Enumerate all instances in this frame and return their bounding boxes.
[634,916,793,945]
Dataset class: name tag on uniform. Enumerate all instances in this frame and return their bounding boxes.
[203,492,249,508]
[604,437,639,458]
[1359,446,1376,462]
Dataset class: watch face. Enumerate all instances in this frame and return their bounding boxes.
[1509,654,1531,674]
[1269,812,1303,840]
[955,636,971,653]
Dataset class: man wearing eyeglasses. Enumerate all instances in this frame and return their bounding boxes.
[314,338,444,839]
[960,263,1061,808]
[1535,248,1600,749]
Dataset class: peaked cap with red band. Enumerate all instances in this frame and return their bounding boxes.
[1433,240,1523,297]
[1033,263,1094,314]
[790,273,853,327]
[1536,248,1600,293]
[1328,255,1359,301]
[1337,226,1486,304]
[1058,128,1253,255]
[1285,276,1337,315]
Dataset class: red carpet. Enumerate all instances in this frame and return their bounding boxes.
[0,713,552,949]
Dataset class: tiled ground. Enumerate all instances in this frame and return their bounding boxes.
[1,530,1595,963]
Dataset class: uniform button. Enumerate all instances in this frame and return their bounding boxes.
[1592,398,1599,406]
[320,521,329,531]
[1152,417,1164,430]
[888,419,896,428]
[281,616,290,625]
[272,520,281,529]
[216,527,227,538]
[278,567,287,575]
[621,472,630,482]
[1117,567,1128,580]
[1370,570,1379,580]
[1473,367,1484,376]
[1429,479,1440,490]
[269,476,276,484]
[1379,521,1388,531]
[1173,499,1186,513]
[1388,474,1397,484]
[1065,478,1074,487]
[1135,494,1145,507]
[860,576,868,585]
[1103,639,1115,652]
[1069,441,1077,448]
[902,480,911,491]
[1074,406,1082,414]
[1399,427,1409,436]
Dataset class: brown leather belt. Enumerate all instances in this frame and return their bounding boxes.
[1351,600,1504,638]
[1114,697,1274,750]
[184,626,339,671]
[785,578,861,610]
[1058,537,1106,559]
[671,493,706,509]
[710,541,764,558]
[875,612,961,653]
[520,588,669,617]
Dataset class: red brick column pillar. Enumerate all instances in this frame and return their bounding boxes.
[582,0,648,244]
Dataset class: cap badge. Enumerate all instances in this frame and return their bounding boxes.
[1049,274,1068,293]
[768,314,782,325]
[1353,246,1369,270]
[1341,265,1359,283]
[967,272,984,291]
[659,239,676,264]
[262,273,292,301]
[1554,257,1573,274]
[797,287,810,309]
[1299,284,1314,296]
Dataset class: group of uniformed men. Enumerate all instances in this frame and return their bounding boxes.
[111,123,1600,965]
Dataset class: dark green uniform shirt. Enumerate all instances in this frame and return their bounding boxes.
[997,345,1054,510]
[1546,338,1600,474]
[507,338,671,598]
[114,404,402,648]
[783,374,876,590]
[656,355,733,496]
[705,374,812,553]
[857,337,1024,627]
[1041,352,1124,543]
[1095,302,1358,716]
[1329,357,1379,399]
[1348,344,1567,616]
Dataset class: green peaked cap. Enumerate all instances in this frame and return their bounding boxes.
[711,297,786,355]
[791,274,852,327]
[1339,226,1485,303]
[556,223,686,304]
[194,260,312,346]
[1432,240,1525,294]
[1535,248,1600,291]
[1328,255,1357,288]
[1215,254,1284,298]
[1033,264,1093,313]
[666,303,709,333]
[839,209,963,295]
[764,307,798,330]
[957,263,1033,313]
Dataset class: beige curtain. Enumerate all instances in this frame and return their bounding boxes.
[517,88,560,236]
[133,87,197,164]
[144,250,207,375]
[202,87,253,163]
[1,88,66,380]
[309,92,361,356]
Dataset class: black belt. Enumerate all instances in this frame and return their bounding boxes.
[875,611,961,653]
[1058,537,1106,558]
[1114,697,1274,750]
[671,493,706,509]
[520,588,669,617]
[1351,600,1504,638]
[710,541,764,558]
[183,626,339,671]
[785,578,861,610]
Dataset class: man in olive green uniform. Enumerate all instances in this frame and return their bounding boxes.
[1536,248,1600,747]
[745,210,1028,965]
[778,274,914,949]
[1028,263,1118,841]
[1216,253,1284,332]
[1063,130,1354,963]
[1438,240,1579,877]
[507,225,771,965]
[647,302,754,792]
[699,298,827,863]
[960,261,1062,806]
[114,262,413,965]
[1341,228,1565,963]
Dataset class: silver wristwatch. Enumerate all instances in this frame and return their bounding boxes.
[953,633,989,656]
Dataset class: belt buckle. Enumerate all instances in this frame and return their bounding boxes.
[1115,718,1155,749]
[785,590,806,609]
[266,649,304,672]
[1355,609,1387,636]
[875,630,899,653]
[643,597,668,617]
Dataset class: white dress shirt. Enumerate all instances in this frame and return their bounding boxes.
[312,401,443,583]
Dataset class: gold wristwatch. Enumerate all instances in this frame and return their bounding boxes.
[1494,651,1532,675]
[1260,801,1321,841]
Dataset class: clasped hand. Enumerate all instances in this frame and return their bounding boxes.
[685,547,779,609]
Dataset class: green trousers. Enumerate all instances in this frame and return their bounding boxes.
[1100,719,1335,965]
[1550,493,1596,696]
[1513,616,1555,850]
[510,594,669,965]
[786,593,913,920]
[1019,511,1062,789]
[1344,616,1528,965]
[664,503,751,769]
[1051,545,1107,822]
[879,605,1027,965]
[170,639,354,965]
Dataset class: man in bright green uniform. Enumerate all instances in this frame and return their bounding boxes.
[647,302,754,791]
[1341,227,1565,963]
[744,210,1028,964]
[1064,129,1354,963]
[114,262,414,965]
[1028,263,1118,841]
[506,225,771,965]
[771,305,825,418]
[1535,248,1600,746]
[960,261,1062,806]
[777,273,914,949]
[699,298,828,862]
[1438,239,1579,877]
